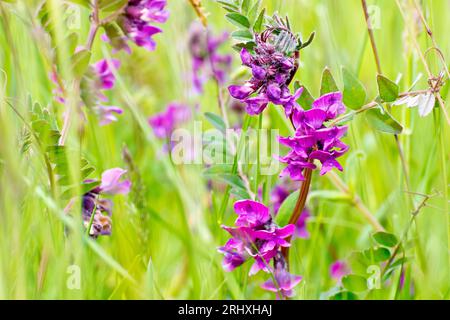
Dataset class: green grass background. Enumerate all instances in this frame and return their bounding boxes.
[0,0,449,299]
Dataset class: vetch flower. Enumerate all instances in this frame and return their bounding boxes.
[393,92,436,117]
[278,92,349,180]
[260,255,302,299]
[148,103,191,139]
[330,260,350,282]
[82,168,131,238]
[90,59,123,125]
[189,23,232,93]
[228,34,302,116]
[219,200,296,278]
[104,0,169,52]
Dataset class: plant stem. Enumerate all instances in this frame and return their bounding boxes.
[282,167,313,263]
[361,0,413,201]
[361,0,382,74]
[59,0,99,146]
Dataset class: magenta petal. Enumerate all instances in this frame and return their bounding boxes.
[100,168,131,195]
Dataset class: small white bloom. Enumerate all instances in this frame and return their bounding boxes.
[392,92,435,117]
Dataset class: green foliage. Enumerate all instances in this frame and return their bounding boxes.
[342,67,367,109]
[377,75,399,103]
[365,105,403,134]
[320,67,339,95]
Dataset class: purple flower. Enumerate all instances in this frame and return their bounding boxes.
[294,209,310,239]
[219,200,295,275]
[189,23,232,93]
[93,59,121,90]
[99,168,132,195]
[105,0,169,52]
[94,106,124,126]
[330,260,350,282]
[278,92,349,180]
[148,103,191,139]
[227,35,301,116]
[90,59,123,125]
[261,259,302,299]
[82,168,131,238]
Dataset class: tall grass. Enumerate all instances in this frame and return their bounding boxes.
[0,0,448,299]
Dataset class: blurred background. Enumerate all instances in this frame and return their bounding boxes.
[0,0,448,299]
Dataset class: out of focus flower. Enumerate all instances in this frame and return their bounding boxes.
[104,0,169,52]
[82,168,131,238]
[90,59,123,125]
[189,23,232,93]
[330,260,350,282]
[278,92,349,180]
[228,35,302,116]
[261,258,302,299]
[148,103,191,139]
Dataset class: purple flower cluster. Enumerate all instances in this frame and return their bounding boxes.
[107,0,169,52]
[148,103,191,139]
[189,23,232,93]
[219,200,302,298]
[82,168,131,238]
[91,59,123,125]
[278,92,349,180]
[228,36,302,116]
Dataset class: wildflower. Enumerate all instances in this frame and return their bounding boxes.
[90,59,123,125]
[228,34,302,116]
[104,0,169,52]
[393,92,436,117]
[330,260,350,282]
[278,92,349,180]
[219,200,296,277]
[82,168,131,238]
[148,103,191,139]
[189,23,232,93]
[261,259,302,299]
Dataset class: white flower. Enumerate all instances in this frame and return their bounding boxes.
[393,92,436,117]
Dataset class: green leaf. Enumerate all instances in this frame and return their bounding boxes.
[217,0,240,12]
[294,81,314,109]
[342,67,367,109]
[329,291,358,300]
[365,106,403,134]
[342,274,367,292]
[231,29,254,42]
[363,247,391,263]
[377,75,399,102]
[253,8,265,33]
[99,0,127,11]
[225,12,250,29]
[204,112,226,133]
[71,49,91,78]
[373,231,398,247]
[240,0,250,14]
[308,190,351,202]
[320,67,339,95]
[247,0,261,24]
[275,190,299,227]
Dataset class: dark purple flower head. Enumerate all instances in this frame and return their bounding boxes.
[105,0,169,52]
[82,168,131,238]
[278,92,349,180]
[228,34,301,116]
[148,103,191,139]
